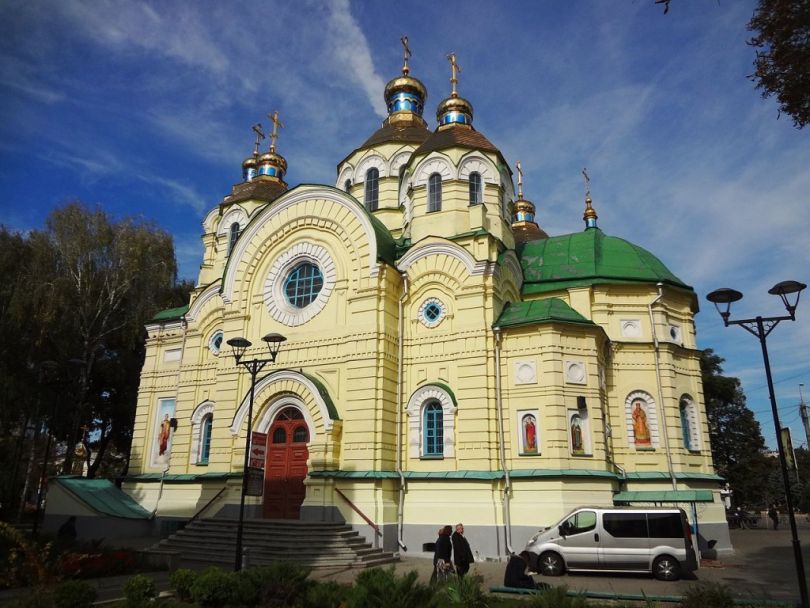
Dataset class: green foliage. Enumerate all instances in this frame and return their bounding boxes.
[526,585,587,608]
[701,349,774,508]
[443,573,489,608]
[53,580,97,608]
[190,567,240,608]
[122,574,156,608]
[680,582,734,608]
[348,566,437,608]
[242,561,312,607]
[169,568,198,602]
[304,580,352,608]
[748,0,810,129]
[0,522,58,590]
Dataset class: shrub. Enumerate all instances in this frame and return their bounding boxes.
[53,580,97,608]
[526,585,587,608]
[190,567,240,608]
[304,580,352,608]
[680,582,734,608]
[169,568,198,602]
[348,566,437,608]
[242,562,311,607]
[443,573,489,608]
[123,574,156,608]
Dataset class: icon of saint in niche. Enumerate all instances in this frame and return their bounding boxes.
[632,400,651,447]
[571,415,584,454]
[522,415,537,453]
[158,414,171,456]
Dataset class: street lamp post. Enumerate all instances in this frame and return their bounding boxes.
[227,332,286,572]
[706,280,808,608]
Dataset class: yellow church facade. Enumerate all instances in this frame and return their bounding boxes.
[124,52,730,557]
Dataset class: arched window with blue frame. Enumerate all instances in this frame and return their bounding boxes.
[199,414,213,465]
[428,173,442,212]
[423,400,444,456]
[365,168,379,211]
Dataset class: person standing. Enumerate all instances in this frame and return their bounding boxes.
[768,504,780,530]
[451,523,475,577]
[431,525,453,582]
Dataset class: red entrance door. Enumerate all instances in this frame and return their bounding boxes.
[263,407,309,519]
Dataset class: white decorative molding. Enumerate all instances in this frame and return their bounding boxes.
[624,390,660,449]
[186,281,222,321]
[418,297,447,328]
[679,394,701,451]
[399,175,414,225]
[390,149,412,176]
[189,401,215,464]
[564,360,587,385]
[397,241,493,277]
[354,154,388,182]
[620,319,642,338]
[207,330,224,356]
[405,384,458,458]
[668,325,683,345]
[255,395,317,441]
[458,153,498,184]
[230,369,336,435]
[202,207,220,234]
[514,360,537,385]
[413,155,453,187]
[163,348,182,363]
[497,250,524,291]
[222,186,382,302]
[263,242,337,327]
[336,165,354,190]
[217,206,249,236]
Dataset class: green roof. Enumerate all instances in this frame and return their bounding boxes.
[494,298,596,329]
[123,472,241,483]
[519,229,691,295]
[310,468,620,481]
[54,476,151,519]
[613,490,714,503]
[150,305,189,322]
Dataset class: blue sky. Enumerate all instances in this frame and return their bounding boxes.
[1,1,808,451]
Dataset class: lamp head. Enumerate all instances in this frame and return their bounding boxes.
[768,280,806,318]
[706,288,743,326]
[262,332,287,362]
[227,337,252,363]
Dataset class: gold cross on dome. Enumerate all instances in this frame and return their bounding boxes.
[401,35,411,75]
[516,161,524,199]
[251,123,265,156]
[582,167,591,199]
[268,111,284,152]
[447,52,461,96]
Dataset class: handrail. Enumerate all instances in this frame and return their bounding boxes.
[188,486,227,525]
[334,488,382,537]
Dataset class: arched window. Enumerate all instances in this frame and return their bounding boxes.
[284,262,324,308]
[272,427,287,443]
[469,172,482,205]
[428,173,442,212]
[365,168,379,211]
[423,401,444,456]
[344,179,351,192]
[228,222,240,255]
[199,414,213,464]
[293,425,309,443]
[679,395,700,451]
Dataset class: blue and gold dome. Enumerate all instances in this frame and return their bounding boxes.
[436,53,473,128]
[382,37,428,127]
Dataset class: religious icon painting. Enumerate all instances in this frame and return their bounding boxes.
[516,411,540,455]
[151,397,176,468]
[568,410,591,456]
[631,398,652,448]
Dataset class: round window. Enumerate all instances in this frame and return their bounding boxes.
[284,262,324,309]
[418,297,446,328]
[208,330,224,355]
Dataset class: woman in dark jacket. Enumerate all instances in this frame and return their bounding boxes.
[431,525,453,582]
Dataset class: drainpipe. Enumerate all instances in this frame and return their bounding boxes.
[395,273,409,551]
[648,283,677,491]
[493,327,514,554]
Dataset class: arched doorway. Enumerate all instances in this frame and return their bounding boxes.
[264,406,309,519]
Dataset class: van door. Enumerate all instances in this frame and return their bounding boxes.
[555,509,599,570]
[600,512,650,570]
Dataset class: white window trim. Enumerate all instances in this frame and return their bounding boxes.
[263,242,336,327]
[190,401,215,465]
[679,394,701,452]
[406,385,457,458]
[624,390,660,449]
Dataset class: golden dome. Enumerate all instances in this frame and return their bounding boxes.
[384,75,427,104]
[259,151,288,173]
[436,94,474,128]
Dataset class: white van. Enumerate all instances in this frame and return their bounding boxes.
[523,506,698,581]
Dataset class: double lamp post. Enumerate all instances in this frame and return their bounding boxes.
[707,280,808,608]
[226,332,286,572]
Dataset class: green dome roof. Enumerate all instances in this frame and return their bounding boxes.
[519,229,691,295]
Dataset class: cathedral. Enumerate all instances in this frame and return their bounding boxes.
[123,45,730,557]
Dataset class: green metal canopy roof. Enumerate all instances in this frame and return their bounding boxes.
[150,305,189,322]
[494,298,596,329]
[54,476,151,519]
[519,229,692,296]
[613,490,714,503]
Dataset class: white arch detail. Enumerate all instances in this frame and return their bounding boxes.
[217,206,249,236]
[186,281,222,321]
[405,384,458,458]
[221,186,382,302]
[497,250,524,291]
[458,152,499,184]
[254,395,317,441]
[390,149,413,176]
[624,390,660,449]
[397,240,493,277]
[229,369,336,435]
[354,154,388,182]
[189,400,215,464]
[336,164,354,189]
[412,155,454,187]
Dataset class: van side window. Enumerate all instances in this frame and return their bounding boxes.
[647,512,683,538]
[604,513,648,538]
[562,510,597,535]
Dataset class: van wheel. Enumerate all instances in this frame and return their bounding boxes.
[652,555,681,581]
[539,551,565,576]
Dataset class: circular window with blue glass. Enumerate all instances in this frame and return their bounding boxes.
[418,297,447,328]
[284,262,324,309]
[208,330,224,355]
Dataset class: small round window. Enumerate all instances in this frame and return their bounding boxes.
[418,297,446,328]
[284,262,324,309]
[208,330,224,355]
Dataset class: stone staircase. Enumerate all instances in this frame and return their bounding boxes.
[151,518,398,569]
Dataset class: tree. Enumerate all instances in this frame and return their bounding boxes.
[700,349,776,508]
[748,0,810,129]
